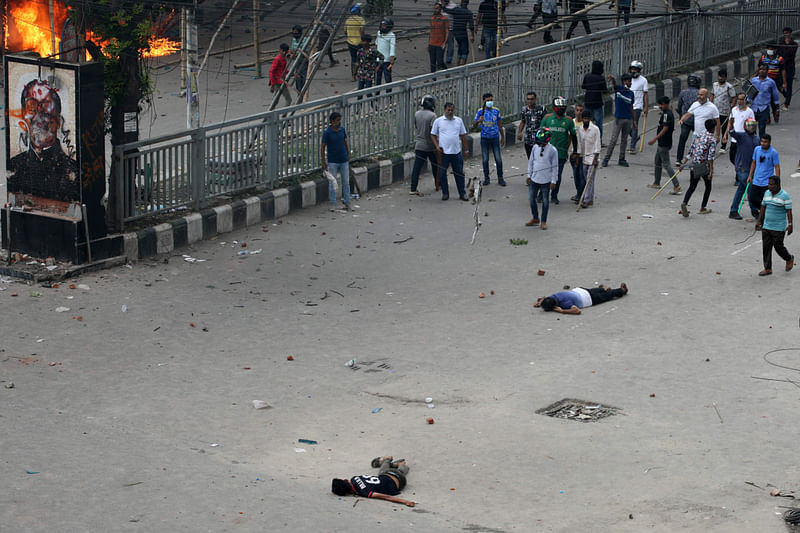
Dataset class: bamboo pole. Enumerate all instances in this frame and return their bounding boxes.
[254,0,262,77]
[502,0,612,45]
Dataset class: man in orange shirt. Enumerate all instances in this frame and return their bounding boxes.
[429,2,449,73]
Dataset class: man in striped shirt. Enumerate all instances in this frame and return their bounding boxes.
[756,176,793,276]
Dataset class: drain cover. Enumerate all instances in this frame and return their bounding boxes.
[536,398,620,422]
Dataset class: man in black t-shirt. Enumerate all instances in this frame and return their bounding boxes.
[647,96,681,193]
[581,60,607,142]
[331,456,415,506]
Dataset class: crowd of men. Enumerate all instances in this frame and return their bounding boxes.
[269,0,691,103]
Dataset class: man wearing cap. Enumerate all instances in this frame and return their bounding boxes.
[602,73,636,168]
[345,5,366,81]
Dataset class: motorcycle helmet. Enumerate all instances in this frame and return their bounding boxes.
[534,127,551,145]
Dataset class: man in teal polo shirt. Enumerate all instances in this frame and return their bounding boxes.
[540,96,577,204]
[755,176,793,276]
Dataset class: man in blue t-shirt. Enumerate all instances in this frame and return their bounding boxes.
[747,133,781,219]
[602,73,636,168]
[749,64,781,138]
[474,92,505,186]
[321,112,351,211]
[534,283,628,314]
[755,176,793,276]
[331,456,415,507]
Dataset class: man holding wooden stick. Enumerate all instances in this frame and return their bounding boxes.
[575,109,601,208]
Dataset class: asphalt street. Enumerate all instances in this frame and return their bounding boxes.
[2,104,800,531]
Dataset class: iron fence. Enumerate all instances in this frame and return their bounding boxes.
[113,0,799,227]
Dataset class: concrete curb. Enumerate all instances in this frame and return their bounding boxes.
[122,52,759,262]
[122,151,461,261]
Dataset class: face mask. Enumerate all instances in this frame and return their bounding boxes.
[767,50,775,56]
[485,101,494,108]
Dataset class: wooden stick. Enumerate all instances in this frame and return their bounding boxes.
[638,112,648,153]
[576,164,596,211]
[650,167,683,200]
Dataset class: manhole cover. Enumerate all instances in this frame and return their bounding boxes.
[536,398,620,422]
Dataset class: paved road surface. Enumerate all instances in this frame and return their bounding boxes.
[2,105,800,531]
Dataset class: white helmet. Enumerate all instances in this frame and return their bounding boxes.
[629,60,643,77]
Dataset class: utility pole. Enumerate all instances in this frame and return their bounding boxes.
[181,8,187,94]
[49,0,57,57]
[253,0,262,77]
[186,1,199,129]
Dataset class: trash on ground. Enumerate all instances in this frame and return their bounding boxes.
[55,306,70,313]
[298,439,317,445]
[641,214,654,218]
[372,407,382,413]
[509,238,528,246]
[252,400,272,410]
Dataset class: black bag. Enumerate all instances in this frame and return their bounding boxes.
[691,161,709,177]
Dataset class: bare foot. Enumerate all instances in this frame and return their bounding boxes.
[541,222,548,230]
[620,282,628,294]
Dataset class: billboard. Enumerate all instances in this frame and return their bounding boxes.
[5,55,105,234]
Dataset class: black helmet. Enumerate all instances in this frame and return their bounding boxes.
[687,74,701,88]
[421,94,436,111]
[380,18,394,31]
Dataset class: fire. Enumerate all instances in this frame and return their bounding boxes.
[7,0,67,58]
[143,37,180,58]
[5,0,179,60]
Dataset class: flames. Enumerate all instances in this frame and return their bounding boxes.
[5,0,179,60]
[7,0,68,58]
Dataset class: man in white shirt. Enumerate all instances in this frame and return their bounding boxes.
[710,69,736,152]
[375,19,396,90]
[678,88,720,139]
[628,60,649,154]
[723,92,755,166]
[576,109,601,207]
[431,102,469,201]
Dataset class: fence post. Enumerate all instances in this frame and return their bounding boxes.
[190,128,205,209]
[265,112,279,189]
[399,81,411,149]
[457,66,468,118]
[700,11,708,68]
[112,145,124,232]
[564,44,576,102]
[512,54,522,115]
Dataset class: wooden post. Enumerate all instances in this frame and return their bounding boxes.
[253,0,262,77]
[494,0,506,57]
[186,3,199,128]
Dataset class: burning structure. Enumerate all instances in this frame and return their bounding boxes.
[3,0,179,60]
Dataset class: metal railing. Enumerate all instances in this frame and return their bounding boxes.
[113,0,799,227]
